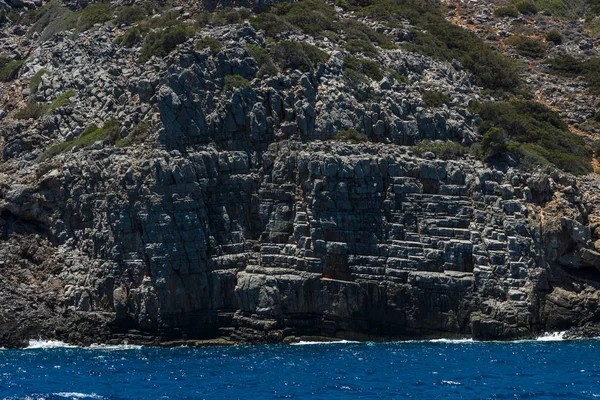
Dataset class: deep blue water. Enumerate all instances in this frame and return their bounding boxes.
[1,339,600,399]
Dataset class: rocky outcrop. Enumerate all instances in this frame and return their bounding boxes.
[0,3,599,347]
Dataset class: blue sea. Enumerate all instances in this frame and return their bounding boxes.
[1,335,600,399]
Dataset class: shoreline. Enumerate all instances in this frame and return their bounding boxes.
[7,331,587,350]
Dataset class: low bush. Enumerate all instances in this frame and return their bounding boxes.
[593,110,600,123]
[343,56,383,81]
[14,103,45,120]
[114,5,146,25]
[116,121,149,147]
[41,120,120,161]
[0,57,24,82]
[270,41,329,71]
[29,0,77,42]
[196,36,222,54]
[505,35,546,58]
[77,3,112,31]
[412,139,468,160]
[593,140,600,159]
[545,30,563,44]
[343,0,520,93]
[197,8,251,26]
[272,0,337,36]
[343,20,395,49]
[15,89,76,120]
[422,90,451,107]
[470,100,592,174]
[515,1,538,14]
[548,55,600,94]
[250,12,297,37]
[494,6,519,17]
[247,44,278,76]
[46,89,76,113]
[29,68,50,92]
[115,25,150,47]
[345,39,378,57]
[223,74,250,91]
[139,25,195,62]
[335,128,368,143]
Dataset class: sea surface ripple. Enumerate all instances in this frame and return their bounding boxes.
[1,336,599,399]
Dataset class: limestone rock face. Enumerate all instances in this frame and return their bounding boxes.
[0,17,599,347]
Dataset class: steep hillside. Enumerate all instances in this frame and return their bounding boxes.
[0,0,599,347]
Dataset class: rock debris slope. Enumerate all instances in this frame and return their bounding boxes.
[0,0,599,347]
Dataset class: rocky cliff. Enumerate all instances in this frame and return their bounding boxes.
[0,0,600,347]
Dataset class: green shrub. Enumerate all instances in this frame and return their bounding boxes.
[545,30,563,44]
[14,89,76,120]
[593,111,600,123]
[151,9,181,28]
[115,25,150,47]
[196,36,222,54]
[470,100,592,174]
[0,58,24,82]
[494,6,519,17]
[515,1,538,14]
[14,103,45,120]
[343,20,395,49]
[343,55,383,81]
[531,0,586,18]
[335,128,368,143]
[29,68,49,92]
[345,39,378,57]
[342,67,370,97]
[347,0,520,93]
[270,41,329,71]
[413,139,468,160]
[29,0,77,42]
[388,69,408,84]
[223,74,250,91]
[548,55,600,94]
[272,0,337,36]
[250,12,297,37]
[505,35,546,58]
[593,140,600,159]
[116,121,149,147]
[46,89,76,113]
[114,5,146,25]
[140,25,195,62]
[197,8,251,26]
[422,90,451,107]
[77,3,112,31]
[41,120,121,161]
[480,127,508,160]
[247,44,278,76]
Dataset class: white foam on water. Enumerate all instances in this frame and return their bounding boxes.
[535,331,567,341]
[25,339,142,350]
[291,340,360,345]
[429,338,474,344]
[26,340,77,349]
[88,343,143,350]
[54,393,105,399]
[440,380,462,386]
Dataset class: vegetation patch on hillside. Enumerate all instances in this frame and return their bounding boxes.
[15,89,76,120]
[339,0,520,94]
[412,139,468,160]
[271,41,329,71]
[470,100,593,174]
[505,35,546,58]
[335,128,368,143]
[548,55,600,94]
[41,120,120,161]
[0,57,24,82]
